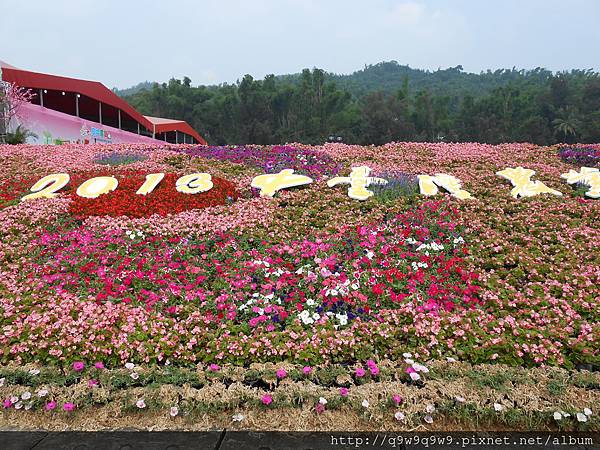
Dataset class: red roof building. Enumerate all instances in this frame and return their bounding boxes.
[1,60,206,145]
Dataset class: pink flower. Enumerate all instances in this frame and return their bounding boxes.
[369,365,380,376]
[3,398,13,408]
[45,401,57,411]
[406,366,416,374]
[340,387,349,397]
[63,402,75,412]
[261,394,273,406]
[302,366,312,375]
[355,367,366,377]
[392,394,403,405]
[208,364,220,372]
[315,403,325,414]
[276,369,287,379]
[72,361,85,372]
[94,362,105,369]
[88,379,99,388]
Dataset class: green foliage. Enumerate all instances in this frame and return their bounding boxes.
[118,62,600,146]
[5,125,37,144]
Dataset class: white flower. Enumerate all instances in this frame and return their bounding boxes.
[14,402,23,410]
[10,396,19,404]
[0,378,5,387]
[366,251,374,260]
[446,357,456,363]
[553,411,563,421]
[426,404,435,414]
[455,396,465,403]
[584,408,592,416]
[394,411,405,421]
[306,299,315,306]
[361,399,369,408]
[319,397,327,405]
[409,372,421,381]
[561,411,570,418]
[494,403,504,412]
[402,353,412,358]
[125,362,135,370]
[404,358,414,365]
[136,399,146,409]
[130,372,139,380]
[21,392,31,400]
[424,414,433,424]
[577,412,588,423]
[28,369,40,376]
[170,406,179,417]
[36,389,48,398]
[125,230,132,235]
[24,402,33,410]
[232,413,245,422]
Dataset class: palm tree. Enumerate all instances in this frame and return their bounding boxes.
[552,107,581,143]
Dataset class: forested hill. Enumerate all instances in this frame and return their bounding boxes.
[118,62,600,146]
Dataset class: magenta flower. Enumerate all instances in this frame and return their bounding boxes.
[3,398,13,408]
[392,394,403,405]
[355,367,366,377]
[45,401,57,411]
[340,387,349,397]
[94,362,105,369]
[63,402,75,412]
[276,369,287,379]
[369,365,380,376]
[315,403,325,414]
[302,366,312,375]
[88,379,99,388]
[72,361,85,372]
[261,394,273,406]
[208,363,220,372]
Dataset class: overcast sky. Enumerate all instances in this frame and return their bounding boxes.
[2,0,599,89]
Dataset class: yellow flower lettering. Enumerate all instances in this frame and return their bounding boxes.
[251,169,313,198]
[327,166,387,201]
[76,176,119,199]
[417,174,473,199]
[496,167,562,198]
[176,173,213,194]
[561,167,600,198]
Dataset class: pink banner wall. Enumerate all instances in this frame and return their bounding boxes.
[13,103,165,145]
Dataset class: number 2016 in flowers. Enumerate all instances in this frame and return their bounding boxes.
[18,165,600,202]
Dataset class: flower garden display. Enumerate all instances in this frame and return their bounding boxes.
[0,142,598,431]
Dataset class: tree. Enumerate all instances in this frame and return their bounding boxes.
[0,81,34,141]
[552,107,581,143]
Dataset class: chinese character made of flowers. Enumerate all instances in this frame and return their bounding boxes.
[496,167,562,198]
[560,167,600,199]
[326,166,387,200]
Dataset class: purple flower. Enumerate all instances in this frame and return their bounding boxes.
[355,367,366,377]
[208,363,220,372]
[94,362,105,369]
[392,394,403,405]
[72,361,84,372]
[45,401,57,411]
[261,395,273,406]
[63,402,75,412]
[340,387,349,397]
[302,366,312,375]
[276,369,287,379]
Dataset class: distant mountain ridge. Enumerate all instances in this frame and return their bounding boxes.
[114,61,596,99]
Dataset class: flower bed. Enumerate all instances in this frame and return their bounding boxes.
[0,142,598,430]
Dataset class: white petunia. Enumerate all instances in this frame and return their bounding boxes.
[553,411,562,421]
[130,372,139,380]
[0,378,5,387]
[232,413,245,422]
[426,404,435,414]
[362,399,369,408]
[424,414,433,424]
[136,399,146,409]
[170,406,179,417]
[409,372,421,381]
[394,411,405,421]
[29,369,40,376]
[584,408,592,416]
[494,403,504,412]
[319,397,327,405]
[36,389,48,397]
[125,362,135,370]
[577,412,588,423]
[21,392,31,400]
[455,396,465,403]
